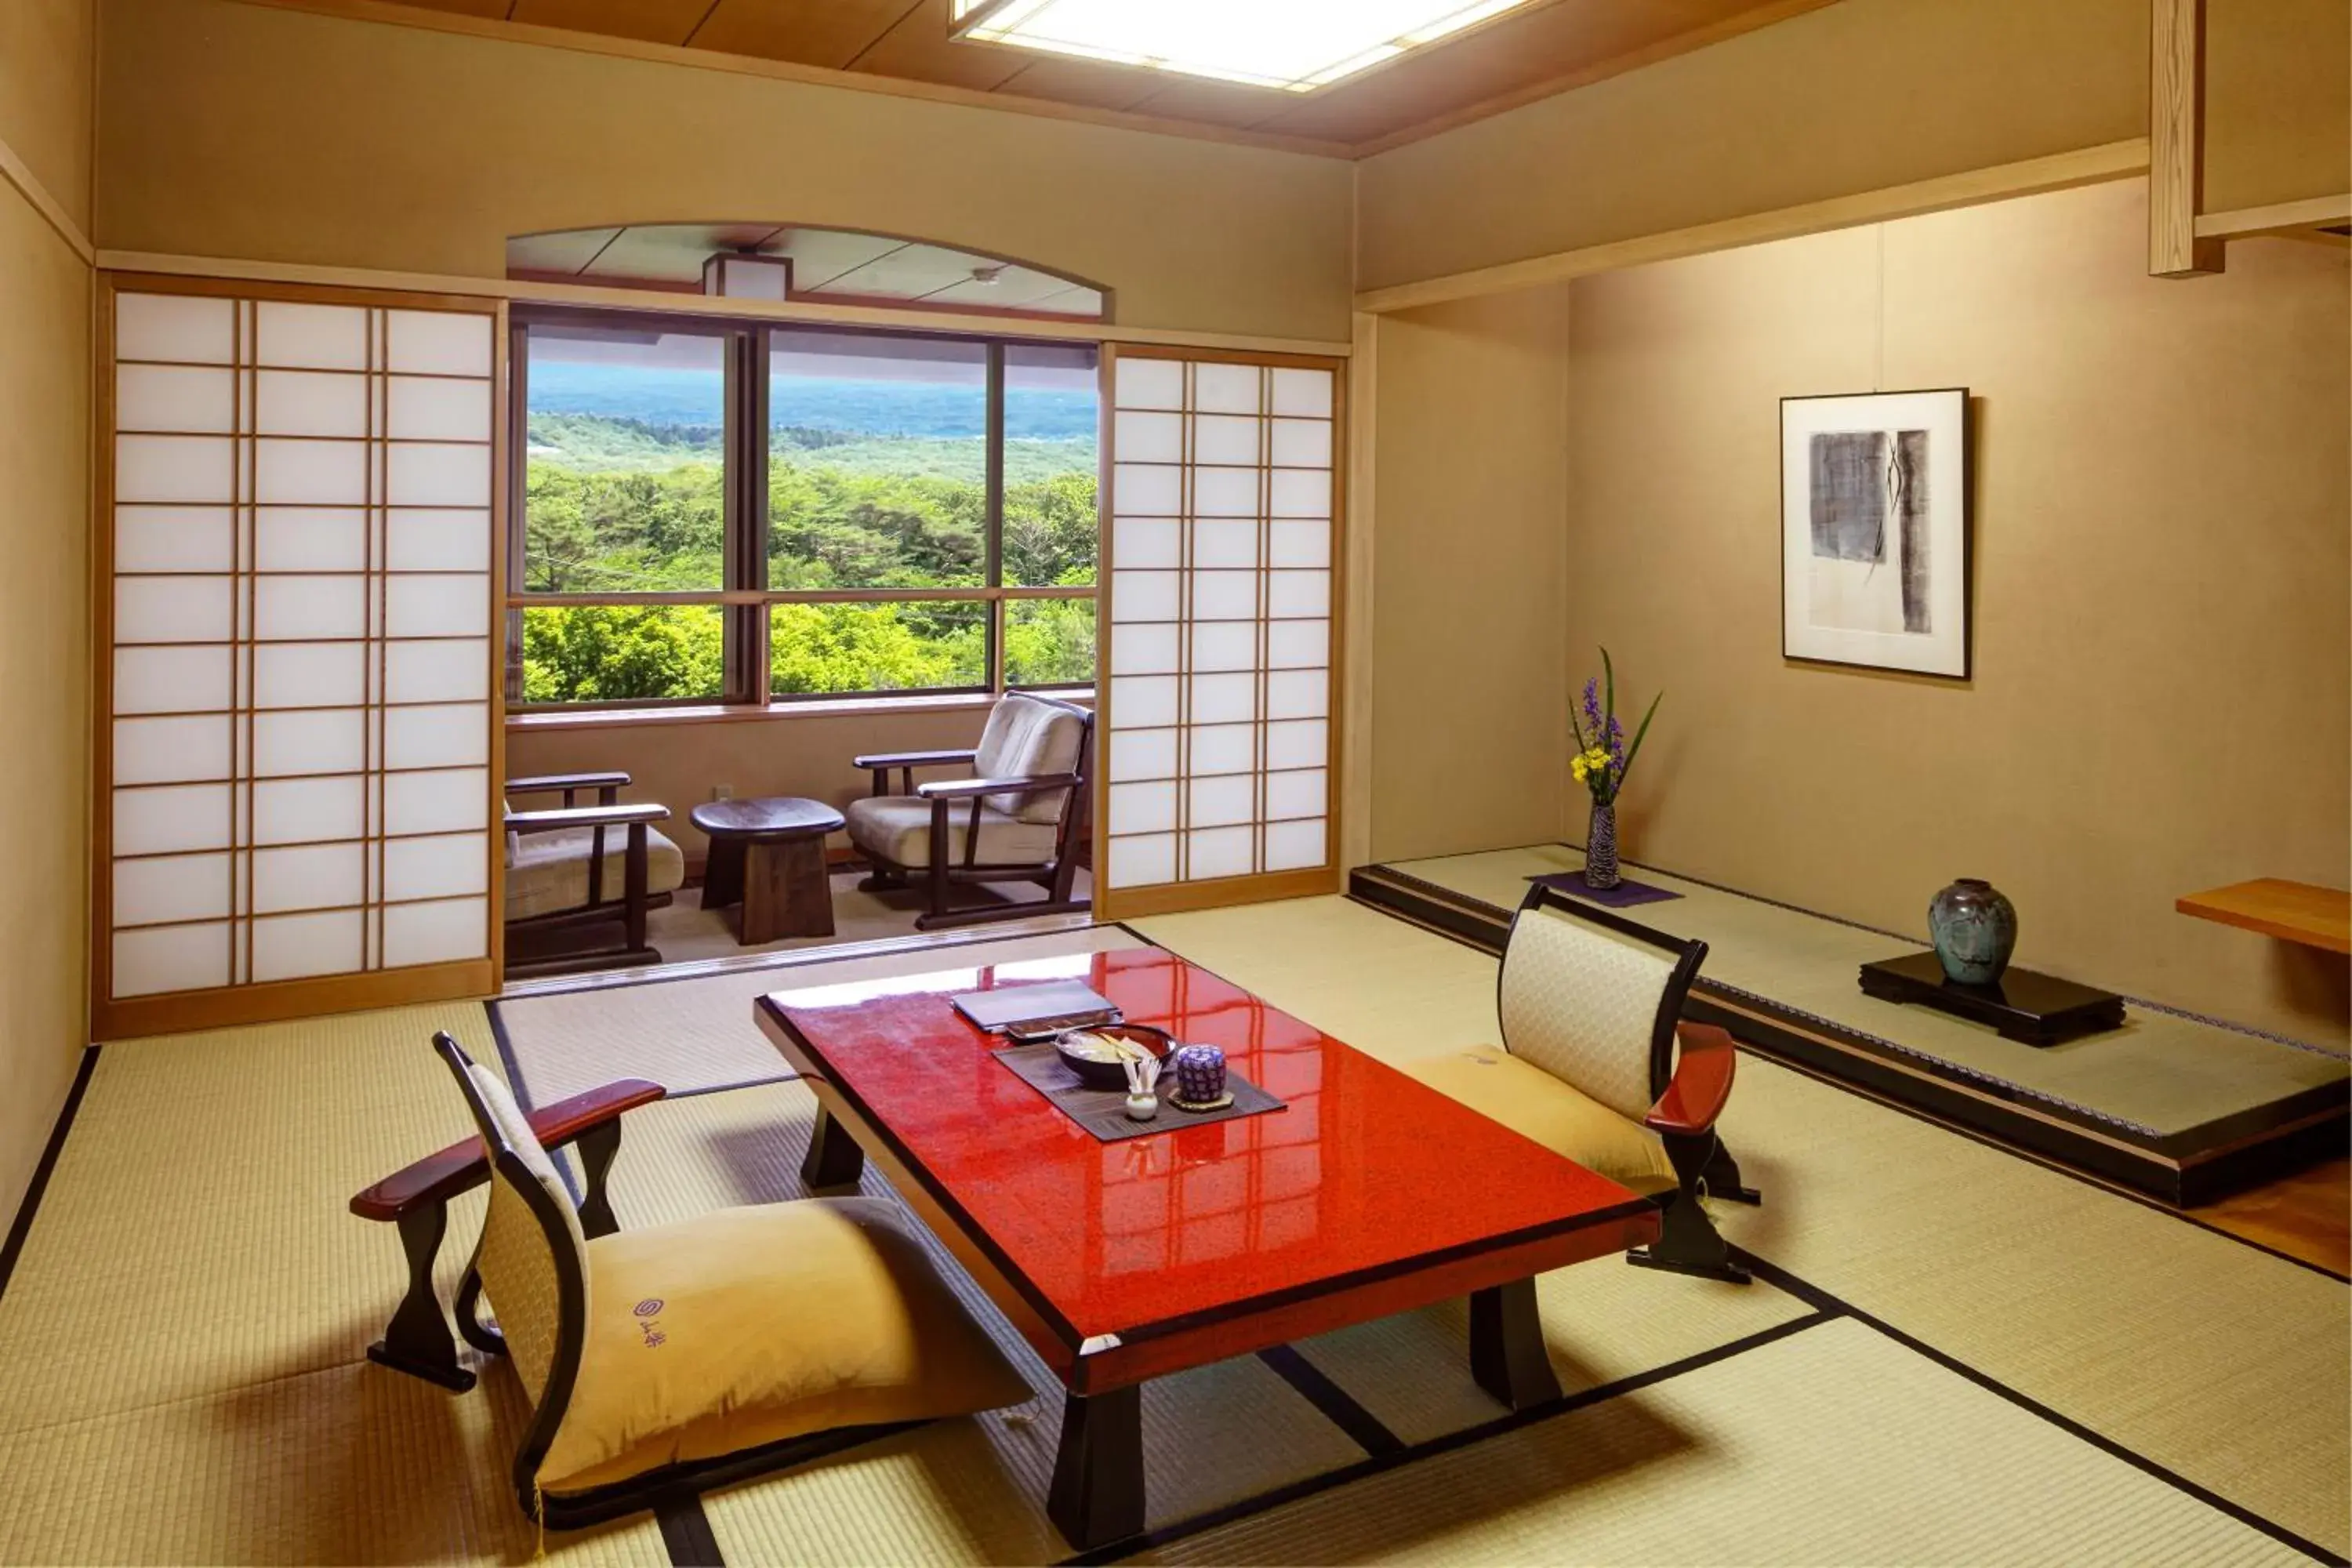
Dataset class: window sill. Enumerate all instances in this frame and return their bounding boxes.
[506,691,1091,731]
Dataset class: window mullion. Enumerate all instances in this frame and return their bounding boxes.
[985,341,1006,694]
[743,327,772,706]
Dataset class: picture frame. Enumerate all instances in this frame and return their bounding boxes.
[1780,388,1972,679]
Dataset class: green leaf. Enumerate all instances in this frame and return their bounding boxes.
[1617,689,1664,792]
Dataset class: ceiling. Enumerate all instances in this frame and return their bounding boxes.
[510,222,1108,317]
[340,0,1834,156]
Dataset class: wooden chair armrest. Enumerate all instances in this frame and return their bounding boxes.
[916,772,1080,801]
[505,771,631,794]
[350,1078,666,1220]
[852,749,977,771]
[504,802,670,833]
[1645,1023,1737,1136]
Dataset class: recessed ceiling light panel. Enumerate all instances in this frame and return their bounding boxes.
[949,0,1541,93]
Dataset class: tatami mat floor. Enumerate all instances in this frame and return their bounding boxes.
[2,897,2343,1565]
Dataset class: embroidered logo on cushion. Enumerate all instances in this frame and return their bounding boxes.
[634,1298,668,1348]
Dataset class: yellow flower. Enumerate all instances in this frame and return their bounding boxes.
[1570,757,1589,782]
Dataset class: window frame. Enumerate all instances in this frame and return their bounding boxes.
[506,304,1098,714]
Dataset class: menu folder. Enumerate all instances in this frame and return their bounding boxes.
[950,979,1123,1039]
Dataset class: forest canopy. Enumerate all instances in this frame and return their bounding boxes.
[520,412,1098,702]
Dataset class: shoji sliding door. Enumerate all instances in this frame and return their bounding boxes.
[1096,347,1343,919]
[99,279,503,1037]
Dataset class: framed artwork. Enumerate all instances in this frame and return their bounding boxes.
[1780,388,1971,678]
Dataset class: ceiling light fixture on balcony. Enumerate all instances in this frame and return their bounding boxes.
[948,0,1540,93]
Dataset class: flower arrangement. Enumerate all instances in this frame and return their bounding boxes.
[1567,649,1661,888]
[1568,649,1661,806]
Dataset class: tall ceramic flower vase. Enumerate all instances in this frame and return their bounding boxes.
[1584,802,1621,890]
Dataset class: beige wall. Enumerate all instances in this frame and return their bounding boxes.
[1366,290,1573,863]
[0,0,95,233]
[1356,0,2148,292]
[1559,179,2348,1042]
[0,8,93,1222]
[2204,0,2351,214]
[508,701,1035,867]
[95,0,1355,342]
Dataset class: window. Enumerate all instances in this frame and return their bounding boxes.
[510,310,1098,709]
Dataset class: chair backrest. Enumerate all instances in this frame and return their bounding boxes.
[974,692,1092,823]
[430,1032,589,1487]
[1497,886,1708,1122]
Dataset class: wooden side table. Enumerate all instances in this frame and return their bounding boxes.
[2176,879,2351,955]
[691,797,846,944]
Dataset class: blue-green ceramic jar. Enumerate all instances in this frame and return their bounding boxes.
[1929,878,2016,986]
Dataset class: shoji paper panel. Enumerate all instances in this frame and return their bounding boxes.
[1101,350,1340,912]
[104,289,499,1014]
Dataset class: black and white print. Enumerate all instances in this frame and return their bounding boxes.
[1783,390,1969,677]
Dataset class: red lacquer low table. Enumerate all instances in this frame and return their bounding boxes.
[753,947,1658,1548]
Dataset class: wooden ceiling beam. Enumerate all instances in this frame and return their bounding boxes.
[218,0,1359,158]
[2148,0,2225,276]
[219,0,1829,161]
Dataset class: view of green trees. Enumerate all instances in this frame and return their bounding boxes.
[520,412,1098,703]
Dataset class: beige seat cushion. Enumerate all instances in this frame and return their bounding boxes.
[538,1197,1031,1495]
[506,824,686,921]
[844,794,1060,869]
[1404,1046,1676,1196]
[972,694,1086,822]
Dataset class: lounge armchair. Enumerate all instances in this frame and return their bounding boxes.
[503,771,685,977]
[427,1031,1029,1527]
[846,693,1092,930]
[1405,884,1760,1283]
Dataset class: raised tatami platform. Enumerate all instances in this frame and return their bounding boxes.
[1355,846,2351,1206]
[0,898,2342,1564]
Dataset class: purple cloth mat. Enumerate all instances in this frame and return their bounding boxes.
[1526,871,1683,908]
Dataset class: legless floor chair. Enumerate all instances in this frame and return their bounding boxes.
[1406,884,1761,1283]
[428,1033,1029,1526]
[847,692,1091,930]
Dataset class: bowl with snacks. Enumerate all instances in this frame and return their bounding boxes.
[1052,1022,1174,1089]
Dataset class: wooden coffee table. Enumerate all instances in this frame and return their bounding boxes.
[755,948,1658,1549]
[691,796,844,944]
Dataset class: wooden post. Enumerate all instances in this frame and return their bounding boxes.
[2150,0,2225,276]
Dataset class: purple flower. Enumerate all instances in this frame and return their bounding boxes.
[1581,677,1604,735]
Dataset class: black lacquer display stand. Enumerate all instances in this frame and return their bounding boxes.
[1858,952,2127,1046]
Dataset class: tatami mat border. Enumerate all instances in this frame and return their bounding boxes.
[1348,866,2352,1286]
[1521,844,2347,1061]
[0,1047,100,1305]
[1092,909,2347,1565]
[3,907,2334,1567]
[1730,1250,2349,1567]
[1066,1311,1842,1566]
[1356,861,2310,1136]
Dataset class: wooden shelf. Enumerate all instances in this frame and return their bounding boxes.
[2176,880,2351,955]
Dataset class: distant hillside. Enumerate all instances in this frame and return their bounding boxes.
[527,413,1094,485]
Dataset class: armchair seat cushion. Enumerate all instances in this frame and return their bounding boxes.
[506,824,685,922]
[844,795,1060,869]
[1404,1047,1676,1197]
[538,1196,1030,1496]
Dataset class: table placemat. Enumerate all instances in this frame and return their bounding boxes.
[1528,871,1683,908]
[994,1044,1285,1142]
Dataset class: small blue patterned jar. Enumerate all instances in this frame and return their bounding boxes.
[1171,1044,1226,1105]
